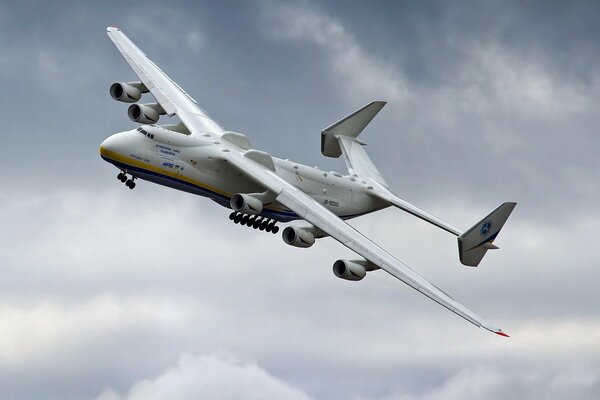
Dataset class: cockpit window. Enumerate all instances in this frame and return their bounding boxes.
[137,128,154,139]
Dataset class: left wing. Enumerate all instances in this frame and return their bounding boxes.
[223,150,508,337]
[106,27,224,136]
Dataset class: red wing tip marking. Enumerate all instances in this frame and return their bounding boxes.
[494,331,510,338]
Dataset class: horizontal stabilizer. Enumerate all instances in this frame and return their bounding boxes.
[458,202,517,267]
[321,101,386,158]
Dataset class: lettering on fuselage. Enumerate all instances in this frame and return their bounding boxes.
[155,144,181,156]
[130,153,150,163]
[162,161,184,171]
[324,199,339,207]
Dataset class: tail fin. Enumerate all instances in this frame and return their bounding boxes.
[458,202,517,267]
[321,101,388,186]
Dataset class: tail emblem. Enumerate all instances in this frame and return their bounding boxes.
[480,220,492,236]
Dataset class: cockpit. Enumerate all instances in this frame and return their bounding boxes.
[137,127,154,139]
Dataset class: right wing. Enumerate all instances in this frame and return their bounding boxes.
[106,27,224,136]
[224,150,509,337]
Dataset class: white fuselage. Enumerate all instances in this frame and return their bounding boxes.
[100,126,388,222]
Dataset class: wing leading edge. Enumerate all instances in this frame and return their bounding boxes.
[223,151,508,337]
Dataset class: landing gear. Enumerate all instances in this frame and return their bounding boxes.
[229,212,279,234]
[117,171,136,189]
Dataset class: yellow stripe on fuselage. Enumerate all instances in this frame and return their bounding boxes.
[99,146,292,214]
[99,146,231,198]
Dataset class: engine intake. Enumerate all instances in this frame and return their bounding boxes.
[282,226,315,248]
[332,259,372,281]
[230,193,263,215]
[109,82,147,103]
[128,103,165,124]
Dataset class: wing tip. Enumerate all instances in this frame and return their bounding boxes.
[107,26,121,32]
[494,330,510,338]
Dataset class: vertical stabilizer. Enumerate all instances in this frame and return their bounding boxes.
[458,202,517,267]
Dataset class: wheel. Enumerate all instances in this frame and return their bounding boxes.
[260,219,269,230]
[117,172,124,180]
[233,213,242,224]
[129,181,136,189]
[229,212,236,220]
[241,214,250,225]
[272,226,279,234]
[252,217,262,229]
[125,179,132,187]
[120,174,128,182]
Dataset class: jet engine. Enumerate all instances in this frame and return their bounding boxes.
[282,226,315,248]
[332,259,369,281]
[128,103,165,124]
[230,193,263,215]
[109,82,147,103]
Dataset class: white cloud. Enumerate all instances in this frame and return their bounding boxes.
[452,41,590,120]
[92,354,312,400]
[366,365,599,400]
[264,3,407,103]
[261,1,599,168]
[0,295,197,364]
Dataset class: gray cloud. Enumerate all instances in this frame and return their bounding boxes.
[1,1,600,399]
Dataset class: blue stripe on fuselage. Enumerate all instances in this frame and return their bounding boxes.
[102,155,370,222]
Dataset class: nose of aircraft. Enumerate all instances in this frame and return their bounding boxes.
[99,132,129,159]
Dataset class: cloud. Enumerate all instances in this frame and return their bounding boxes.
[0,295,193,364]
[365,364,600,400]
[264,2,407,103]
[92,354,312,400]
[261,1,600,214]
[1,1,600,400]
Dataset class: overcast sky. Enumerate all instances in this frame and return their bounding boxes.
[1,0,600,399]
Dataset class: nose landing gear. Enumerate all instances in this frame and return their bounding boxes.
[229,212,279,234]
[117,171,136,189]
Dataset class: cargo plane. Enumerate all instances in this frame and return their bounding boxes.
[101,27,516,336]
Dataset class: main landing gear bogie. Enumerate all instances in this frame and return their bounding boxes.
[117,171,136,189]
[229,212,279,234]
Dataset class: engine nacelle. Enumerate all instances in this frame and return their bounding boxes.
[230,193,263,215]
[128,103,164,124]
[332,259,368,281]
[282,226,315,248]
[109,82,146,103]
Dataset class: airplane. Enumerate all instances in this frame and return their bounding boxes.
[101,27,516,336]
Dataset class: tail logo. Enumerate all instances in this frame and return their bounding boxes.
[480,220,492,236]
